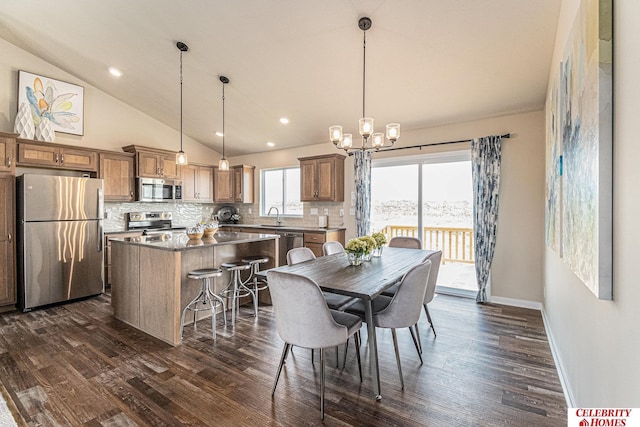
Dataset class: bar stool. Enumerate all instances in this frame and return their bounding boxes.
[241,255,269,306]
[221,261,256,326]
[180,268,226,341]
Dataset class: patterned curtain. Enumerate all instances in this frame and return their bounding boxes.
[471,135,502,302]
[354,150,372,237]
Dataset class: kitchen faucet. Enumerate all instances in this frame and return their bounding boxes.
[267,206,282,225]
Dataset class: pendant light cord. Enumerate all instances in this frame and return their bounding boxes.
[180,49,184,152]
[362,29,366,120]
[222,82,225,159]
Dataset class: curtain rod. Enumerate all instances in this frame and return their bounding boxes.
[347,133,511,156]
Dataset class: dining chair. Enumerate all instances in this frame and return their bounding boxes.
[345,259,432,390]
[267,270,362,420]
[382,250,442,340]
[388,236,422,249]
[322,241,345,256]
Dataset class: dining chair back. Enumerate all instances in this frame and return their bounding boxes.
[322,241,345,256]
[388,236,422,249]
[286,247,316,265]
[267,270,362,419]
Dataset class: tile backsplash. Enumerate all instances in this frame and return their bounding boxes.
[104,201,346,231]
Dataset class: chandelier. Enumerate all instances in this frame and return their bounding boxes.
[329,17,400,152]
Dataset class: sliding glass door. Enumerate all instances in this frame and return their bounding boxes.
[371,151,477,295]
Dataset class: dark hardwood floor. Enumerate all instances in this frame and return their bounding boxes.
[0,293,567,426]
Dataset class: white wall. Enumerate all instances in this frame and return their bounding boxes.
[543,0,640,406]
[232,110,546,303]
[0,38,219,161]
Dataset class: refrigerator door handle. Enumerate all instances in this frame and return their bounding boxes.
[97,187,104,252]
[97,220,104,252]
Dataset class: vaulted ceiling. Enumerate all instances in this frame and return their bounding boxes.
[0,0,560,156]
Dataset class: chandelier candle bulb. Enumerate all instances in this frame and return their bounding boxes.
[386,123,400,142]
[372,132,384,147]
[359,117,374,137]
[330,125,343,144]
[342,133,353,148]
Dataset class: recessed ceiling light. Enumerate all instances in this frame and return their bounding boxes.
[215,131,223,137]
[108,67,122,77]
[267,142,275,147]
[279,117,289,124]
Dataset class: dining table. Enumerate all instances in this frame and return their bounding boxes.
[269,246,432,400]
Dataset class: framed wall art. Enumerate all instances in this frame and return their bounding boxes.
[18,70,84,136]
[545,0,612,300]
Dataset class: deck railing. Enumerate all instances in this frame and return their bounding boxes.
[381,225,475,264]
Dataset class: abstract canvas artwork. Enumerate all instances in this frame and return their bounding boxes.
[545,0,612,300]
[18,70,84,136]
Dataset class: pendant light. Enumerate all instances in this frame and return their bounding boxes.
[218,75,230,171]
[329,17,400,152]
[175,41,189,165]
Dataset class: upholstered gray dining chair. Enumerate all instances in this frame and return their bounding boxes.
[346,260,432,390]
[388,236,422,249]
[267,270,362,420]
[322,241,345,256]
[382,250,442,340]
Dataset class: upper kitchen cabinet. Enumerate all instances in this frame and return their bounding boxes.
[213,167,233,203]
[99,152,135,202]
[213,165,255,203]
[0,175,15,307]
[17,140,98,172]
[298,154,345,201]
[232,165,254,203]
[180,164,213,202]
[122,145,179,179]
[0,132,16,174]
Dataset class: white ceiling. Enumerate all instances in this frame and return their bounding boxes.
[0,0,560,156]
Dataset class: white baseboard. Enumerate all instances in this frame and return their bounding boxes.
[489,296,542,310]
[541,307,576,408]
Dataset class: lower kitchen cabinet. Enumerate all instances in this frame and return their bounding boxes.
[304,230,346,257]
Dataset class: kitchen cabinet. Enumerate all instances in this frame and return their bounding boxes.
[122,145,179,179]
[304,229,346,257]
[0,133,16,174]
[298,154,345,201]
[180,164,213,202]
[99,152,135,202]
[213,167,233,202]
[0,175,15,308]
[18,140,98,171]
[213,165,254,203]
[233,165,255,203]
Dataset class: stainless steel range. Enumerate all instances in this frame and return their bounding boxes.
[126,211,176,234]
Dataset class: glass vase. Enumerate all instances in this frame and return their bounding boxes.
[347,252,363,266]
[372,246,383,257]
[362,252,372,261]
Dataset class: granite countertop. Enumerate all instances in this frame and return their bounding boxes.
[109,230,279,251]
[220,223,346,233]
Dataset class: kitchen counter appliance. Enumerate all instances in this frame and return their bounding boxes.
[17,174,105,311]
[136,177,182,202]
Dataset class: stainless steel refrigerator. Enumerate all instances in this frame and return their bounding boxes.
[17,174,104,311]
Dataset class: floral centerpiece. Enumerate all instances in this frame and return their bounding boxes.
[345,235,377,265]
[371,232,387,257]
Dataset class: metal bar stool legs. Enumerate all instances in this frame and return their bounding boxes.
[221,262,255,326]
[180,268,226,341]
[241,255,269,314]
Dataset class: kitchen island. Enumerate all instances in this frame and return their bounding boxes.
[110,231,279,346]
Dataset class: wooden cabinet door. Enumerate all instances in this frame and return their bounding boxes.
[197,166,213,202]
[214,168,233,202]
[100,153,134,201]
[0,176,15,306]
[18,143,59,167]
[300,159,318,201]
[160,155,179,179]
[0,136,15,173]
[315,157,336,200]
[59,147,98,171]
[233,165,254,203]
[138,152,160,177]
[180,164,197,201]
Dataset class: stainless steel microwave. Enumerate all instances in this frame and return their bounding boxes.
[136,177,182,202]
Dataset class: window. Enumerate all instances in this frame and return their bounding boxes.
[261,167,303,216]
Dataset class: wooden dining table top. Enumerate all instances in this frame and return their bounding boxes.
[269,247,433,300]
